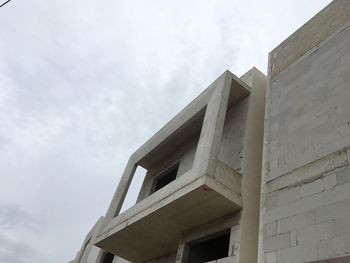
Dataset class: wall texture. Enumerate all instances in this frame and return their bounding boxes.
[261,1,350,262]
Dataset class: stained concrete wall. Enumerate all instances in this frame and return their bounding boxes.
[269,0,350,78]
[219,98,249,173]
[261,1,350,262]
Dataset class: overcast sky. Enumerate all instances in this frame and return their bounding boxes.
[0,1,332,262]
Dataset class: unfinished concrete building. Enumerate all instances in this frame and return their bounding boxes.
[71,1,350,263]
[73,68,266,263]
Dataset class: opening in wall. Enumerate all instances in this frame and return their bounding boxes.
[150,162,179,194]
[100,252,114,263]
[120,166,147,213]
[187,230,230,263]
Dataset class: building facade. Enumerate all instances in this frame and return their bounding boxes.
[71,1,350,263]
[259,1,350,262]
[73,68,266,263]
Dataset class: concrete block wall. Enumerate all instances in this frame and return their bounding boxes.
[261,1,350,262]
[262,162,350,263]
[266,23,350,181]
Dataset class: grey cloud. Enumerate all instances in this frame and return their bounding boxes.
[0,235,50,263]
[0,205,38,230]
[0,206,48,263]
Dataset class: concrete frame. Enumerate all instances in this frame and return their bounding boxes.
[70,67,267,263]
[102,70,250,223]
[94,70,252,262]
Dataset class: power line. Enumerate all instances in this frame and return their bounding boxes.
[0,0,12,8]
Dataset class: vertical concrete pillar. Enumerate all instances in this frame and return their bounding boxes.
[74,217,105,263]
[193,71,232,177]
[105,158,137,219]
[238,68,266,263]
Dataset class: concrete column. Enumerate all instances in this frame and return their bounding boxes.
[193,71,232,177]
[239,69,266,263]
[74,217,105,263]
[105,158,137,219]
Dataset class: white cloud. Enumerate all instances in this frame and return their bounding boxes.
[0,0,332,262]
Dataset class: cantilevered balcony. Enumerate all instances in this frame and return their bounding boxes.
[94,71,250,262]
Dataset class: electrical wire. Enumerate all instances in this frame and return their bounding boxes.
[0,0,12,8]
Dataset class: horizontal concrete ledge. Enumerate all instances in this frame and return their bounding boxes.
[308,255,350,263]
[266,147,350,193]
[95,168,242,262]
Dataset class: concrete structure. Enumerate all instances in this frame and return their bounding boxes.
[260,1,350,263]
[71,1,350,263]
[72,68,266,263]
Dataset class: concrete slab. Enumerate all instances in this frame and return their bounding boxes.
[95,172,241,262]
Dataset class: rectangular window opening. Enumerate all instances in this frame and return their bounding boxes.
[101,252,114,263]
[119,165,147,214]
[151,162,179,193]
[187,230,230,263]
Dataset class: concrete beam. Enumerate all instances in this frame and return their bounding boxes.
[104,158,137,220]
[193,71,232,177]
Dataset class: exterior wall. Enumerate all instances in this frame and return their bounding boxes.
[260,2,350,263]
[269,0,350,79]
[219,97,249,173]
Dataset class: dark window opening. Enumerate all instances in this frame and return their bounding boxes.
[187,231,230,263]
[101,252,114,263]
[151,162,179,193]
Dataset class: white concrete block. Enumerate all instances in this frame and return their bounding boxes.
[230,225,240,244]
[265,192,278,211]
[277,187,301,206]
[217,257,234,263]
[301,179,323,198]
[323,172,337,190]
[297,222,336,244]
[265,251,277,263]
[279,210,315,233]
[323,182,350,205]
[317,233,350,260]
[278,243,317,263]
[315,198,350,224]
[264,222,277,238]
[288,192,324,217]
[336,166,350,185]
[335,215,350,236]
[290,230,297,247]
[264,204,289,223]
[264,232,289,252]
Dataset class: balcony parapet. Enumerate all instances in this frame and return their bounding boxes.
[95,163,242,263]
